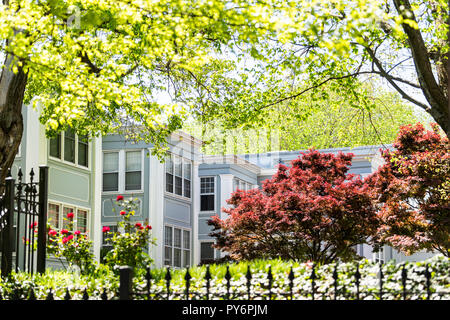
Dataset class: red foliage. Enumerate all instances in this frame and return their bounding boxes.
[367,123,450,257]
[209,150,379,264]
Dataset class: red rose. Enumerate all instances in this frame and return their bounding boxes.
[61,229,69,235]
[74,230,81,235]
[120,210,126,216]
[145,225,152,230]
[102,226,110,233]
[62,237,69,244]
[116,195,124,201]
[67,212,74,219]
[135,222,142,228]
[48,230,58,237]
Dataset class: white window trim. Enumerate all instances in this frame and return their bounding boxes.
[164,224,192,268]
[164,153,192,201]
[102,149,144,194]
[48,131,90,170]
[47,201,91,236]
[200,176,216,213]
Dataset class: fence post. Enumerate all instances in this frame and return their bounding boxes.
[1,177,15,277]
[119,266,134,300]
[37,166,48,274]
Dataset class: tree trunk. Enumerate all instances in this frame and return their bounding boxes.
[393,0,450,137]
[0,54,27,185]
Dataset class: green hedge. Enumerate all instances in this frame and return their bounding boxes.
[134,255,450,300]
[0,255,448,300]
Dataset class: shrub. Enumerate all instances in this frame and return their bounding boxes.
[102,196,155,275]
[47,211,96,275]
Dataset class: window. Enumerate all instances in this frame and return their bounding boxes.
[103,152,119,192]
[125,151,142,190]
[102,225,118,246]
[174,156,183,196]
[49,130,89,167]
[64,129,76,163]
[373,247,385,264]
[233,177,254,192]
[47,202,90,235]
[77,209,88,234]
[201,242,215,264]
[200,177,215,211]
[164,226,191,268]
[78,135,89,167]
[63,206,74,231]
[165,155,174,193]
[165,154,192,199]
[48,203,60,229]
[102,150,143,193]
[183,162,191,198]
[49,133,61,158]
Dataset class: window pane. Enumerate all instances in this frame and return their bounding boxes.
[183,162,191,180]
[201,242,215,262]
[164,247,172,266]
[48,204,60,229]
[174,228,181,248]
[166,173,173,193]
[77,209,88,233]
[183,250,190,268]
[183,179,191,198]
[103,153,119,172]
[174,248,181,267]
[103,173,118,191]
[165,155,173,174]
[164,226,172,246]
[200,194,215,211]
[200,177,214,194]
[102,225,118,245]
[63,207,74,231]
[78,136,88,167]
[49,134,61,158]
[126,151,141,171]
[64,129,76,163]
[183,230,190,249]
[175,176,182,196]
[125,171,141,190]
[174,156,182,177]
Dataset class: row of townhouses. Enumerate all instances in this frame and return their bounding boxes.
[11,105,436,269]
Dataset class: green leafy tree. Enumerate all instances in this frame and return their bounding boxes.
[184,83,426,154]
[189,1,449,139]
[0,0,274,183]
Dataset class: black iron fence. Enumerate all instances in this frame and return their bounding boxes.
[0,260,449,300]
[119,262,449,301]
[0,166,48,277]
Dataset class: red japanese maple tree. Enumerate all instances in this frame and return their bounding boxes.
[208,150,379,264]
[367,123,449,257]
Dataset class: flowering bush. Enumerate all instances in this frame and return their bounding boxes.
[103,196,155,274]
[47,212,96,275]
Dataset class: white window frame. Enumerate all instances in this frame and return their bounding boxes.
[47,201,91,236]
[164,225,191,268]
[164,153,192,200]
[200,176,216,212]
[48,130,90,169]
[373,246,386,264]
[102,149,144,194]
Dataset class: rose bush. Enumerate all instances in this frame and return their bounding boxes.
[47,212,96,275]
[103,196,155,275]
